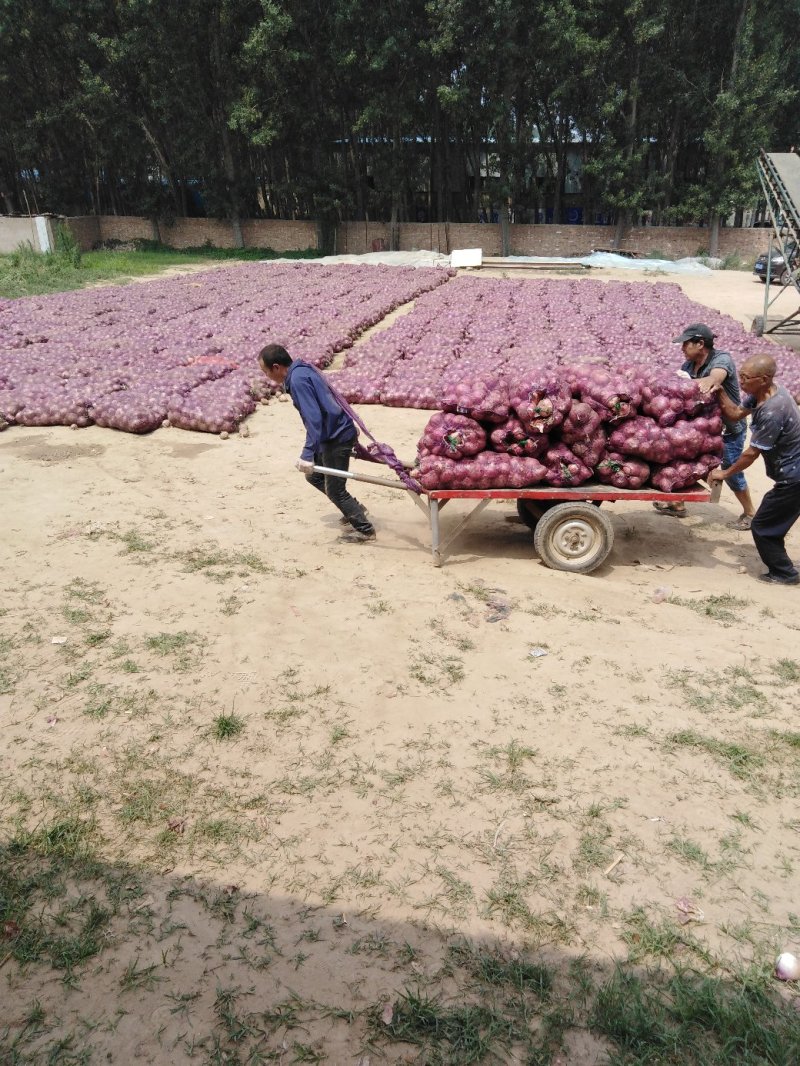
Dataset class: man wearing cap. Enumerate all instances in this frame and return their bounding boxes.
[652,323,755,528]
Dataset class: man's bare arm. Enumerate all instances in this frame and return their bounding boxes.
[714,386,750,423]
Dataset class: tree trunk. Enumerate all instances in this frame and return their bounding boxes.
[390,122,401,249]
[708,212,721,257]
[613,211,630,249]
[209,6,244,246]
[499,203,510,256]
[138,118,182,215]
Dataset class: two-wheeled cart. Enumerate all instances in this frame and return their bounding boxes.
[312,462,720,574]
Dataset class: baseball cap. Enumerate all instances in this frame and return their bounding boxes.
[672,323,715,345]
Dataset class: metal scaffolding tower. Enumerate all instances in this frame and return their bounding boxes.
[754,150,800,337]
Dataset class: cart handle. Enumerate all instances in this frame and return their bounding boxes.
[310,464,414,491]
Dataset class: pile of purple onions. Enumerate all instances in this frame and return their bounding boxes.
[412,365,725,491]
[328,275,800,408]
[0,263,449,434]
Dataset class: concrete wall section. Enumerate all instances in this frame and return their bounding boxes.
[0,216,39,253]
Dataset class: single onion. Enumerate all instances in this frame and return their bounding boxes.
[775,953,800,981]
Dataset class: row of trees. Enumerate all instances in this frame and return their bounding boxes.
[1,0,798,248]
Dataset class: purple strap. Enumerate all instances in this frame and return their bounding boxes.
[320,372,422,494]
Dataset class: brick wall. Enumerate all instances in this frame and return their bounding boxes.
[62,215,317,252]
[336,221,770,260]
[64,216,101,251]
[56,214,774,260]
[241,219,317,251]
[336,222,390,254]
[100,217,159,245]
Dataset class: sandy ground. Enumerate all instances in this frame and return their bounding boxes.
[2,266,800,1064]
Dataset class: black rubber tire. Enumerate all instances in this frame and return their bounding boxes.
[533,502,614,574]
[516,498,557,529]
[751,315,765,337]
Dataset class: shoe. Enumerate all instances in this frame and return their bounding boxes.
[652,502,687,518]
[758,572,800,585]
[340,509,369,525]
[339,529,376,543]
[731,514,753,531]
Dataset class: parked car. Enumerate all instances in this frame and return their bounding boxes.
[754,241,798,284]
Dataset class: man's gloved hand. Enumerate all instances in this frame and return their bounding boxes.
[296,458,315,474]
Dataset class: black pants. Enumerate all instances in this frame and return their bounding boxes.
[307,435,374,534]
[750,480,800,579]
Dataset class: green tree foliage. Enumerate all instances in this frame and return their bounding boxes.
[1,0,798,230]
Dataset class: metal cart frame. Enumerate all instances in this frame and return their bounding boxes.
[312,463,720,574]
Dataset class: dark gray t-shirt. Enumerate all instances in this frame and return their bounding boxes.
[745,386,800,484]
[681,349,742,437]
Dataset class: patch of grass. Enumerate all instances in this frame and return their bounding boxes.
[590,965,800,1064]
[83,682,114,719]
[176,544,275,579]
[666,729,764,780]
[773,730,800,750]
[120,956,162,992]
[623,909,683,962]
[772,658,800,683]
[450,943,553,1000]
[486,738,536,773]
[144,631,196,656]
[212,712,245,740]
[13,818,96,861]
[0,662,16,694]
[84,630,111,648]
[143,630,201,670]
[65,662,92,688]
[372,987,515,1064]
[575,829,614,872]
[667,835,710,869]
[118,529,155,553]
[409,651,465,687]
[220,594,242,616]
[0,243,319,299]
[668,593,748,625]
[0,820,109,980]
[64,578,106,605]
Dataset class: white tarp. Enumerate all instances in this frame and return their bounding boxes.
[270,249,716,275]
[501,252,715,275]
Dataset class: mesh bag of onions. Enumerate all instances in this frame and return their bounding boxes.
[415,452,547,490]
[413,366,723,492]
[508,370,572,434]
[417,412,486,459]
[440,364,510,423]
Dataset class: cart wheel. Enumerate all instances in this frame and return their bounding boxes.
[516,499,557,529]
[751,315,765,337]
[533,502,614,574]
[517,498,601,530]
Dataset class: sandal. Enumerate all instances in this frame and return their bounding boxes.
[732,514,753,531]
[652,502,687,518]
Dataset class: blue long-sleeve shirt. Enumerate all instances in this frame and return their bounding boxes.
[285,360,355,461]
